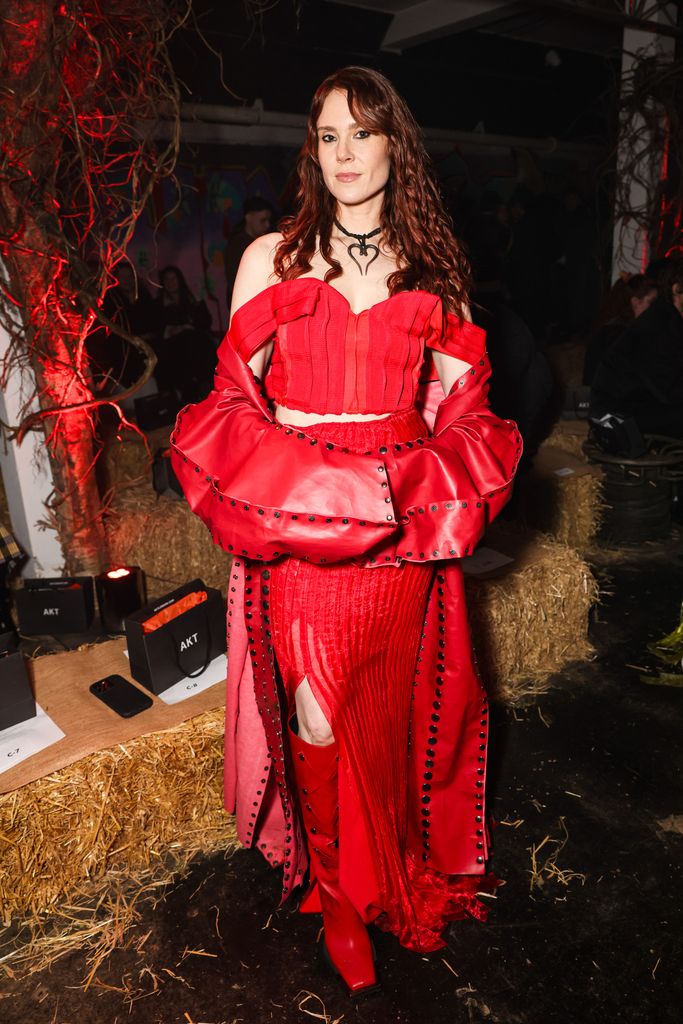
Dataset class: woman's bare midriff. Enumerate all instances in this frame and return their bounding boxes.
[274,403,393,426]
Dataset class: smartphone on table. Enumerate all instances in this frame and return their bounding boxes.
[89,674,153,718]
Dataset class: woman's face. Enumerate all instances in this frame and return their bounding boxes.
[316,89,390,211]
[162,269,180,296]
[631,288,657,319]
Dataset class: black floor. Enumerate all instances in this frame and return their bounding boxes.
[3,542,683,1024]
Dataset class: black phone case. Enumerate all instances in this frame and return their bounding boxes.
[89,674,153,718]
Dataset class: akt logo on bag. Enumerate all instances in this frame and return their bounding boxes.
[43,608,60,616]
[180,632,199,652]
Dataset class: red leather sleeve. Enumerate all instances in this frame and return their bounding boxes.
[380,355,522,562]
[169,340,396,564]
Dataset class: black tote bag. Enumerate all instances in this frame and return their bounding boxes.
[125,578,226,695]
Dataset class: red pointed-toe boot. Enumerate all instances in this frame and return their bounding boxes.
[289,723,378,997]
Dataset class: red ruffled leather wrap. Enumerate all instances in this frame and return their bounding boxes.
[169,338,521,567]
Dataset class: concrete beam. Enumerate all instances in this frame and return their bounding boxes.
[153,104,604,161]
[381,0,516,52]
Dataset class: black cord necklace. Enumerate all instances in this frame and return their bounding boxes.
[334,218,381,276]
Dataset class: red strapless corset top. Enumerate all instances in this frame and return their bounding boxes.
[228,278,486,417]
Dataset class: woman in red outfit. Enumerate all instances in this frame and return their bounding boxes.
[171,67,521,996]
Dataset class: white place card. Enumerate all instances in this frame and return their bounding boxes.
[0,703,65,776]
[156,653,227,705]
[461,546,515,575]
[553,467,575,477]
[122,650,227,706]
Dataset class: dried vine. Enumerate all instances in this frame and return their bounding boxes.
[0,1,188,571]
[610,10,682,267]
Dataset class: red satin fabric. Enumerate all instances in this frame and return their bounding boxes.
[229,278,487,416]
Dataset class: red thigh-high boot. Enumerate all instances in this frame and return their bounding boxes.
[289,722,378,997]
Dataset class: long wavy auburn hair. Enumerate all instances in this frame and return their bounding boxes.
[273,66,472,317]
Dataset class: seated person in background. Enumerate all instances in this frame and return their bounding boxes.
[224,196,274,308]
[590,258,683,439]
[583,274,657,385]
[471,290,553,469]
[152,265,216,404]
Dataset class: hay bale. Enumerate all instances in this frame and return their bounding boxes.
[545,418,590,459]
[0,708,237,980]
[466,524,599,703]
[0,708,235,925]
[99,425,171,495]
[546,340,586,389]
[518,445,604,549]
[106,483,232,598]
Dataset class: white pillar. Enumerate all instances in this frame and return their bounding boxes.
[612,4,677,278]
[0,321,64,576]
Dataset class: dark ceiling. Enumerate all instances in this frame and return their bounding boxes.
[170,1,675,142]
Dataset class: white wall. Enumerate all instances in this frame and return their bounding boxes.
[612,4,677,277]
[0,321,64,577]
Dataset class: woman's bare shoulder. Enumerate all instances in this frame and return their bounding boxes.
[230,232,284,318]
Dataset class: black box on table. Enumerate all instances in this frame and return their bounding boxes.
[124,578,226,695]
[14,577,95,635]
[0,634,36,731]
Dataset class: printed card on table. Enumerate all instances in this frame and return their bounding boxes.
[0,704,65,776]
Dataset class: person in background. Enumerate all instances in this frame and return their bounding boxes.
[152,265,215,404]
[590,257,683,439]
[86,263,154,394]
[472,292,553,470]
[583,274,657,386]
[224,196,275,307]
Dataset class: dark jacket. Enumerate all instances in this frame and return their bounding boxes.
[591,298,683,437]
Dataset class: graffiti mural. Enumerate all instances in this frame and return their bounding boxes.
[128,145,297,335]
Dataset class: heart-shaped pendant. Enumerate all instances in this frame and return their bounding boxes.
[348,242,380,277]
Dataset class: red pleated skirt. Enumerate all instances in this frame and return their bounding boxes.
[269,409,493,951]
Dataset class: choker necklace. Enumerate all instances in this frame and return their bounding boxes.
[334,218,381,276]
